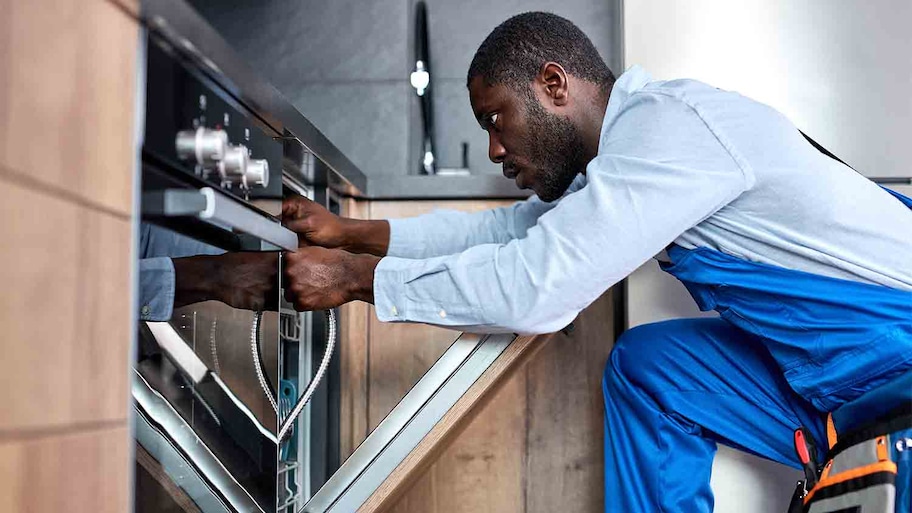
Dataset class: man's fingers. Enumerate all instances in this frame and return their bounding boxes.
[281,246,340,311]
[282,195,315,217]
[283,217,312,234]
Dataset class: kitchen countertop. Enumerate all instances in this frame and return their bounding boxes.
[366,175,530,200]
[139,0,530,201]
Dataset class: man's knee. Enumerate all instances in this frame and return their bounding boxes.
[602,320,687,394]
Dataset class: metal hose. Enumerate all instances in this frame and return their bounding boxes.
[278,308,336,442]
[209,319,221,375]
[251,311,278,414]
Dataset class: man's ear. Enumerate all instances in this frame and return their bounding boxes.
[537,62,569,107]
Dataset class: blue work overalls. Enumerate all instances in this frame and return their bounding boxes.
[602,188,912,512]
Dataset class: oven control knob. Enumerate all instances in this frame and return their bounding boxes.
[218,145,249,186]
[175,128,228,165]
[246,159,269,188]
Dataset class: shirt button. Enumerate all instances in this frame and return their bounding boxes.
[391,306,399,316]
[438,309,447,319]
[141,305,151,316]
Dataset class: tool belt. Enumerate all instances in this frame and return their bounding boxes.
[788,369,912,513]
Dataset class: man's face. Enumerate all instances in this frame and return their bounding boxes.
[469,76,587,202]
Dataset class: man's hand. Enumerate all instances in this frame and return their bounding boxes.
[283,246,379,311]
[282,195,391,256]
[173,252,279,312]
[282,195,351,249]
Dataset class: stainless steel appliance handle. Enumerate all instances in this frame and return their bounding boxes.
[145,187,298,251]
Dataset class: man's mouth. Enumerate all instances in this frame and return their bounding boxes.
[504,164,531,190]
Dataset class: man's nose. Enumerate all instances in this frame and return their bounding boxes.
[488,132,506,164]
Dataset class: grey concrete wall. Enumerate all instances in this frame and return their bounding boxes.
[188,0,622,177]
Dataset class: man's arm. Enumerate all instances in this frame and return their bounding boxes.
[139,223,223,321]
[384,177,585,259]
[139,224,278,321]
[284,93,753,334]
[282,177,586,260]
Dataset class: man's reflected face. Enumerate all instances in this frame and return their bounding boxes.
[469,76,586,202]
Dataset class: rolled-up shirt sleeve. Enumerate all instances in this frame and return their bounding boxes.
[139,257,176,321]
[138,223,223,321]
[373,91,754,334]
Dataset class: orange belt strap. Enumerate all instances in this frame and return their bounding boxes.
[826,413,838,450]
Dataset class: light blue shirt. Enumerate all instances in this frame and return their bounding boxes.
[372,66,912,335]
[139,223,222,321]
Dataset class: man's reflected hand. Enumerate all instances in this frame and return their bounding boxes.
[283,246,378,311]
[173,252,279,312]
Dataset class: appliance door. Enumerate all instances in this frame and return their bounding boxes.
[133,33,289,513]
[133,224,282,513]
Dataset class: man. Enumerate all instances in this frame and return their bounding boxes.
[281,12,912,512]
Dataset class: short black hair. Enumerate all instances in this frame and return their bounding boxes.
[467,12,615,94]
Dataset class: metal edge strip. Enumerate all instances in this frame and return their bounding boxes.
[325,333,514,513]
[301,333,515,513]
[301,333,484,511]
[134,405,231,513]
[132,369,265,512]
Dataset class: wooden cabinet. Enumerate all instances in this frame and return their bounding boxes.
[339,199,615,513]
[339,198,513,459]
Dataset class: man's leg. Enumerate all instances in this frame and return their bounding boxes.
[602,318,827,512]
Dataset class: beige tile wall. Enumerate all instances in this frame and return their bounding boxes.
[0,0,138,510]
[0,426,131,513]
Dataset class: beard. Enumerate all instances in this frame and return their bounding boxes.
[518,95,588,202]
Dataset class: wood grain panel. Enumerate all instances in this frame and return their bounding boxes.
[366,318,463,431]
[340,300,370,459]
[72,198,134,424]
[381,293,615,513]
[0,179,132,432]
[0,425,130,513]
[0,0,137,216]
[365,200,514,431]
[338,198,617,512]
[524,292,614,512]
[389,372,527,513]
[367,199,516,221]
[359,333,551,513]
[340,198,372,459]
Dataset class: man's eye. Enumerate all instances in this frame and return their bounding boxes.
[490,113,499,128]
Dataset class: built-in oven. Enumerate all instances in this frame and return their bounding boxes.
[132,3,518,512]
[134,23,343,512]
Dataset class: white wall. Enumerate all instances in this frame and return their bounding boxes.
[620,0,911,510]
[623,0,912,180]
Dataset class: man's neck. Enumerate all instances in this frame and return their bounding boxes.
[580,82,613,163]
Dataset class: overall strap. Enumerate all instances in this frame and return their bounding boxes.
[801,129,912,193]
[800,131,852,170]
